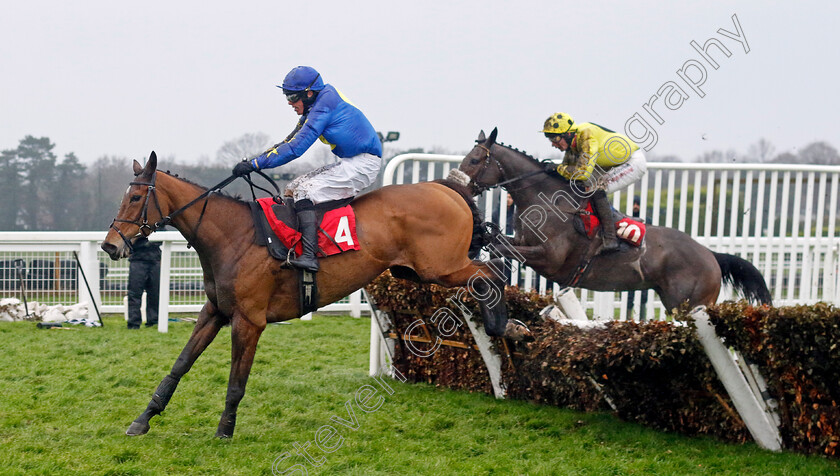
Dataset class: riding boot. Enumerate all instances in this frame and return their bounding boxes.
[592,189,620,253]
[289,201,320,272]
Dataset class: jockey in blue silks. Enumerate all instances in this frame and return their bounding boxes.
[232,66,382,271]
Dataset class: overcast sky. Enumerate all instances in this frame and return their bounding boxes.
[2,1,838,167]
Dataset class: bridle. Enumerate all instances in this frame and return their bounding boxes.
[470,142,549,195]
[109,173,165,252]
[470,143,504,195]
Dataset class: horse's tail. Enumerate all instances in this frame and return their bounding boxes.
[434,179,484,258]
[713,252,773,305]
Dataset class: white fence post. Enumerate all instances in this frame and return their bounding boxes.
[369,312,385,376]
[77,240,102,320]
[349,290,362,318]
[691,306,782,451]
[462,312,506,399]
[555,288,588,321]
[157,241,172,333]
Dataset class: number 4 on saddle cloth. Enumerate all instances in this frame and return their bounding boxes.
[575,202,647,247]
[249,197,360,265]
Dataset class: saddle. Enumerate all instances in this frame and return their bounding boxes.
[249,196,360,264]
[573,201,646,248]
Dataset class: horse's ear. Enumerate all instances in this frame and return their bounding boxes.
[132,160,143,175]
[477,130,486,142]
[487,127,498,145]
[144,151,158,174]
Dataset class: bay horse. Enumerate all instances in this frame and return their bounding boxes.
[101,152,516,438]
[458,129,772,312]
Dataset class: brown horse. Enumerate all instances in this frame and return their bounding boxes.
[101,152,516,438]
[458,129,772,311]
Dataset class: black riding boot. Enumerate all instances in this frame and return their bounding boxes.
[592,189,620,253]
[289,201,320,272]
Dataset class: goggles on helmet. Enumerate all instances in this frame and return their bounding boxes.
[284,90,306,103]
[283,73,321,103]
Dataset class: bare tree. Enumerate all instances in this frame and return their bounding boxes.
[696,149,744,163]
[798,141,840,165]
[648,153,683,163]
[747,138,776,163]
[696,150,725,163]
[770,151,798,164]
[214,132,272,165]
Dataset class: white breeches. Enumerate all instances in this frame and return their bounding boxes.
[596,150,647,194]
[286,153,382,204]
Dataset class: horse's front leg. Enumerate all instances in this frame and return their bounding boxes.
[127,301,227,436]
[216,315,265,438]
[472,259,532,341]
[510,244,553,264]
[485,232,549,264]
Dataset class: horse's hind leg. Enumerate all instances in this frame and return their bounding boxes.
[126,301,227,436]
[657,277,720,313]
[216,315,265,438]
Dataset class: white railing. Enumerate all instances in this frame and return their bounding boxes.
[0,231,367,332]
[3,159,838,331]
[381,154,840,318]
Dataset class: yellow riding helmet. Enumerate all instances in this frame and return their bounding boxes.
[540,112,575,135]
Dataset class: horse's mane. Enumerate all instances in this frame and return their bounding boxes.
[496,141,549,165]
[433,178,485,259]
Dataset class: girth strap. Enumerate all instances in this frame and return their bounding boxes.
[299,269,318,315]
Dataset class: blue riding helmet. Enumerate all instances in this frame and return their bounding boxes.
[279,66,325,93]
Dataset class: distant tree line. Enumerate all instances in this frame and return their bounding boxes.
[652,139,840,165]
[1,133,282,231]
[0,135,837,231]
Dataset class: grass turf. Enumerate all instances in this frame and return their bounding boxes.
[0,315,837,475]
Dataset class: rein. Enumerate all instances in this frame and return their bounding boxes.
[242,169,282,202]
[109,172,238,252]
[110,166,284,252]
[156,174,239,230]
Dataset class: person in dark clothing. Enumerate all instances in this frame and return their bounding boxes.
[491,194,518,284]
[502,193,516,236]
[127,237,161,329]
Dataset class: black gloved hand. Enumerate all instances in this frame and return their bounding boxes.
[232,160,256,177]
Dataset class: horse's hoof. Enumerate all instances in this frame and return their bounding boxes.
[504,319,534,342]
[216,414,236,438]
[126,420,150,436]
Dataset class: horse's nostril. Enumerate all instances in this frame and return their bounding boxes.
[101,242,119,258]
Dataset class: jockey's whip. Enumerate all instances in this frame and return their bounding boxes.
[73,251,103,327]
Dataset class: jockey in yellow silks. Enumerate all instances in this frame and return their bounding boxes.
[541,112,647,252]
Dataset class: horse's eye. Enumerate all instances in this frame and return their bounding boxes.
[130,195,142,203]
[470,158,480,165]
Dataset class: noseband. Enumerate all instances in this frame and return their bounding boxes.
[471,144,504,195]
